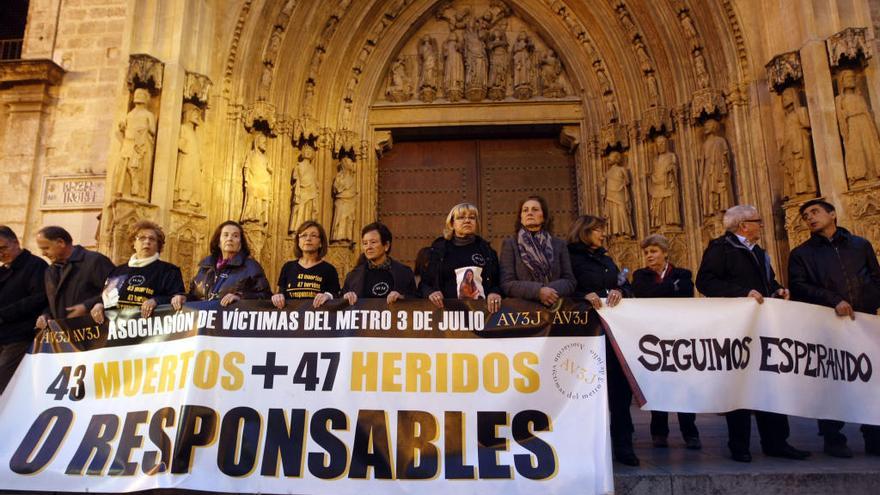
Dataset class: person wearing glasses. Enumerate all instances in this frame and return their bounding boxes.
[696,204,809,463]
[90,220,185,323]
[272,221,340,309]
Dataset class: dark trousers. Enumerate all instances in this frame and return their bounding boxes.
[607,335,634,447]
[726,409,789,454]
[819,419,880,445]
[0,341,29,395]
[651,411,698,438]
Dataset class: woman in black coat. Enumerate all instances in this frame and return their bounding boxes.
[567,214,638,466]
[171,220,270,309]
[342,222,417,304]
[90,220,185,323]
[632,234,701,450]
[419,203,502,313]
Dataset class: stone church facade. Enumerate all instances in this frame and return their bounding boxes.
[2,0,880,285]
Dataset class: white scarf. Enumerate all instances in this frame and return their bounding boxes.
[128,252,159,267]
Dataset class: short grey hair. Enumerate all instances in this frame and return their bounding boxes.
[723,205,758,232]
[640,234,670,251]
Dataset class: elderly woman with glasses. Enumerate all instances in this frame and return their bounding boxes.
[420,202,502,312]
[171,220,270,309]
[272,221,340,309]
[632,234,701,450]
[500,195,575,306]
[90,220,185,323]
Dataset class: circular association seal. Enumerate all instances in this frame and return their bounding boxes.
[127,275,146,287]
[551,342,605,400]
[471,253,486,266]
[371,282,390,296]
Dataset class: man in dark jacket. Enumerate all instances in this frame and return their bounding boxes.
[0,226,47,394]
[788,199,880,457]
[696,205,810,463]
[34,226,114,330]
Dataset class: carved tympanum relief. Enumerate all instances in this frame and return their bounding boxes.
[381,0,571,104]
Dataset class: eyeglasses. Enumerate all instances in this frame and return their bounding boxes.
[455,215,477,221]
[742,218,763,225]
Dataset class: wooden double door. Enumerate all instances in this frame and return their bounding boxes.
[378,136,579,268]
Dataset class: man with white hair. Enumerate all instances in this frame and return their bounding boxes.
[696,204,810,463]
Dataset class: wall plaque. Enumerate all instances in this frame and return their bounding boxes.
[41,175,105,210]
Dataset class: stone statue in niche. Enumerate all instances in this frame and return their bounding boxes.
[240,132,272,226]
[540,50,565,98]
[603,151,634,237]
[331,157,357,242]
[835,69,880,184]
[258,63,273,97]
[487,28,510,100]
[512,31,534,100]
[634,39,652,74]
[779,87,817,198]
[698,119,735,217]
[646,71,660,105]
[443,32,465,101]
[693,49,710,89]
[463,16,489,101]
[174,103,202,209]
[115,88,157,200]
[418,35,439,103]
[596,66,612,94]
[386,57,412,102]
[265,27,283,65]
[679,11,700,51]
[289,143,319,233]
[648,135,682,227]
[603,92,619,122]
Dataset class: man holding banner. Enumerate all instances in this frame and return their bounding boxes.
[696,204,810,462]
[788,199,880,457]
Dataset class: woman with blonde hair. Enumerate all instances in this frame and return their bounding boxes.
[419,202,502,312]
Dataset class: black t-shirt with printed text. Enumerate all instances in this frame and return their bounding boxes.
[363,267,394,297]
[103,260,186,309]
[277,260,341,300]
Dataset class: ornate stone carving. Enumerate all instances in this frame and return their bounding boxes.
[375,130,393,158]
[183,72,212,104]
[690,88,727,121]
[240,131,272,227]
[603,92,619,123]
[692,49,710,89]
[765,51,802,92]
[115,88,157,200]
[679,10,700,52]
[168,213,206,285]
[417,35,440,102]
[512,31,535,100]
[844,188,880,257]
[835,69,880,185]
[649,135,682,228]
[289,143,319,233]
[646,71,660,105]
[642,106,673,137]
[331,157,358,243]
[559,126,580,153]
[242,100,277,134]
[602,151,634,237]
[264,26,283,67]
[442,32,465,101]
[779,88,817,199]
[463,16,490,101]
[827,27,872,68]
[126,54,164,90]
[783,199,812,250]
[600,123,628,152]
[487,28,510,100]
[540,49,566,98]
[634,38,653,73]
[174,103,203,210]
[386,57,412,102]
[698,119,735,217]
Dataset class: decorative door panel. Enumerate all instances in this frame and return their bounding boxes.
[378,136,577,268]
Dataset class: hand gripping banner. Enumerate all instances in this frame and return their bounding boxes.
[599,298,880,425]
[0,298,613,495]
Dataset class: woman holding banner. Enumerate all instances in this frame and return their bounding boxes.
[500,195,575,307]
[632,234,701,450]
[420,203,502,312]
[272,221,340,309]
[90,220,185,324]
[342,222,417,305]
[171,220,270,309]
[567,215,639,466]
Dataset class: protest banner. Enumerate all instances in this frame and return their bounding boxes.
[599,298,880,425]
[0,298,613,495]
